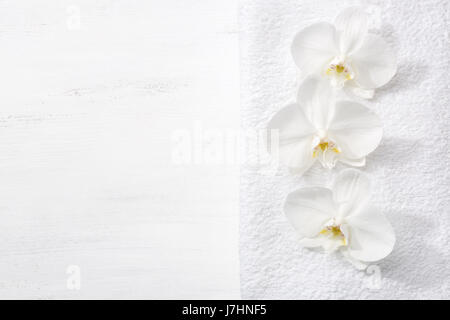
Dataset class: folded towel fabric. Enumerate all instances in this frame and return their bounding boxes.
[239,0,449,299]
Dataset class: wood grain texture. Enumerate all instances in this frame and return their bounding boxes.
[0,0,240,299]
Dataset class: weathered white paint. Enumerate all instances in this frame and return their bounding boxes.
[0,0,240,299]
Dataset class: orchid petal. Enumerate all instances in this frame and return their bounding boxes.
[267,104,316,170]
[332,169,371,217]
[339,156,366,167]
[351,34,397,89]
[335,7,368,55]
[343,83,375,99]
[350,87,375,99]
[297,76,334,129]
[345,207,396,262]
[300,235,343,253]
[328,101,382,160]
[284,187,336,238]
[291,22,338,74]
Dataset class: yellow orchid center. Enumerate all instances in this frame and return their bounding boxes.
[335,64,345,73]
[312,140,340,158]
[319,141,328,151]
[326,63,352,79]
[320,225,347,246]
[325,59,354,87]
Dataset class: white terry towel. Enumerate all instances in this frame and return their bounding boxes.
[239,0,449,299]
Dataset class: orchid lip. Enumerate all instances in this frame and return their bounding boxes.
[311,134,341,168]
[324,57,355,87]
[319,219,348,248]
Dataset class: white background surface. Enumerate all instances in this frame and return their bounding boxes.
[0,0,240,299]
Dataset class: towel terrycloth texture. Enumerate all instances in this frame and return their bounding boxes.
[239,0,449,299]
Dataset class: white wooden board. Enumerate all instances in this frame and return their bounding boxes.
[0,0,240,299]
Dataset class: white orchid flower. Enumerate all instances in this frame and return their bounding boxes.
[291,7,397,99]
[267,77,382,174]
[284,169,395,269]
